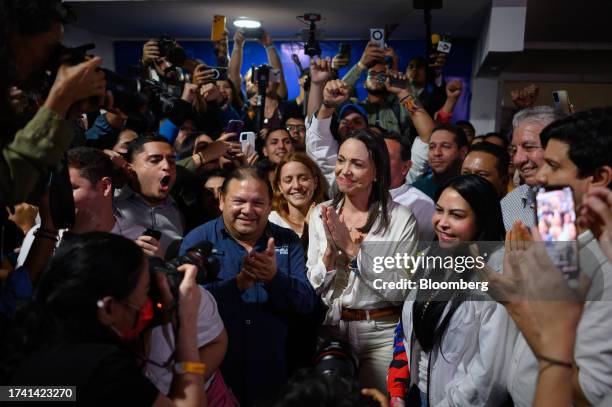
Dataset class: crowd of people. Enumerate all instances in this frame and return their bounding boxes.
[1,1,612,406]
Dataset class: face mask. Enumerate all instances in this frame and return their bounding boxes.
[111,297,154,343]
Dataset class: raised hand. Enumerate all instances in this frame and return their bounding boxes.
[511,84,539,109]
[322,80,350,108]
[331,54,349,70]
[359,41,385,69]
[142,39,159,66]
[446,80,463,100]
[310,57,333,86]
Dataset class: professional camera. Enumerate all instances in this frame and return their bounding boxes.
[149,241,220,304]
[157,35,187,67]
[103,70,193,132]
[313,339,359,379]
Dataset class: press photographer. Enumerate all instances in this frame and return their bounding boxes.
[0,232,206,406]
[1,0,106,206]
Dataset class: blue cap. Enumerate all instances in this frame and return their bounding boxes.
[338,103,368,122]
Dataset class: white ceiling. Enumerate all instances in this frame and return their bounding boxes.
[66,0,492,40]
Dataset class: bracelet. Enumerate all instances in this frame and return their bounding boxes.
[357,61,368,71]
[536,354,573,369]
[265,45,275,52]
[174,362,206,376]
[400,94,411,103]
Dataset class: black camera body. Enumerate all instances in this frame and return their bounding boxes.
[313,339,359,379]
[149,241,220,304]
[157,35,187,67]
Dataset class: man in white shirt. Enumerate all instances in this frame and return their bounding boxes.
[506,107,612,406]
[384,132,435,242]
[501,106,564,230]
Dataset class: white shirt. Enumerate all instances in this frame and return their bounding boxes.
[305,115,429,194]
[390,183,435,242]
[16,216,145,267]
[403,247,516,407]
[307,199,418,325]
[268,210,302,237]
[144,286,225,394]
[506,230,612,406]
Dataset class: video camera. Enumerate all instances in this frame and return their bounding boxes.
[40,42,192,132]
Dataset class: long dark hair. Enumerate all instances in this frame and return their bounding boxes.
[332,128,391,235]
[0,232,145,381]
[413,175,504,353]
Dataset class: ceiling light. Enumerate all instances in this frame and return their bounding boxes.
[233,18,261,29]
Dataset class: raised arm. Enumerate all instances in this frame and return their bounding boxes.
[229,30,245,93]
[306,57,333,120]
[259,30,288,99]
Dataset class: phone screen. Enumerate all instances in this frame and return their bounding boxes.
[535,186,579,284]
[552,90,571,114]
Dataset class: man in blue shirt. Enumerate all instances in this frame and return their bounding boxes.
[180,166,315,406]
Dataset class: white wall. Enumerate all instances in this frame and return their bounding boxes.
[63,25,115,70]
[469,77,500,135]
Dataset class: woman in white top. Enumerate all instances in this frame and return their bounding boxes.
[398,174,515,407]
[269,152,326,243]
[307,128,419,392]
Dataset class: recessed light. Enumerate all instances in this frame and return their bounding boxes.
[233,18,261,28]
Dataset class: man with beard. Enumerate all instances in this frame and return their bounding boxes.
[412,124,469,199]
[341,42,412,139]
[179,166,315,406]
[501,106,564,230]
[141,36,186,98]
[113,136,184,252]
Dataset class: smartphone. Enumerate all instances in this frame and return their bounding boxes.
[339,43,351,60]
[207,66,228,81]
[370,28,385,49]
[225,120,244,139]
[240,132,256,156]
[553,90,572,114]
[535,186,579,286]
[143,228,162,241]
[242,27,264,40]
[211,15,226,42]
[437,33,452,53]
[389,76,409,89]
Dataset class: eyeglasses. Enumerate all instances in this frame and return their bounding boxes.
[286,125,306,134]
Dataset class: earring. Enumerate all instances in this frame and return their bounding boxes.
[96,300,104,308]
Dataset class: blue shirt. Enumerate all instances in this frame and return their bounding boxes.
[179,216,316,406]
